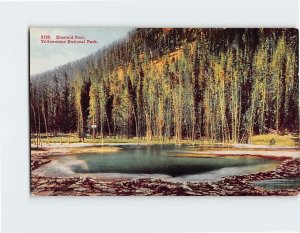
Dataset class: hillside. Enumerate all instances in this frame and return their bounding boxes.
[30,28,299,144]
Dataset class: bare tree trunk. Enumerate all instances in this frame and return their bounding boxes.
[31,103,38,148]
[41,105,49,145]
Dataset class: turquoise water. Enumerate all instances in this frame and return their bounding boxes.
[65,145,278,178]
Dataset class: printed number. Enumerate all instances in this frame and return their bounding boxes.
[41,35,51,39]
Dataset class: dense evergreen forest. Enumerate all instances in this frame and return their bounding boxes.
[30,28,299,144]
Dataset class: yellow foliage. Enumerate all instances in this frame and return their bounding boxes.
[110,47,186,82]
[117,66,125,82]
[251,134,297,147]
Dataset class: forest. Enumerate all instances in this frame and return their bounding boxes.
[30,28,299,144]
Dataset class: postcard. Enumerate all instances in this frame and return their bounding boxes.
[30,27,300,196]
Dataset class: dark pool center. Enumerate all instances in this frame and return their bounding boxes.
[42,144,285,182]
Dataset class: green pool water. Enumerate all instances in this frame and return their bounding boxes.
[55,145,279,180]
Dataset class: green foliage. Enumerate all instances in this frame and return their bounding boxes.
[30,28,299,145]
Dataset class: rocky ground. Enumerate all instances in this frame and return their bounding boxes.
[31,156,300,196]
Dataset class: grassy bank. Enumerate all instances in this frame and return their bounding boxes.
[30,134,212,145]
[251,134,298,147]
[31,133,299,147]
